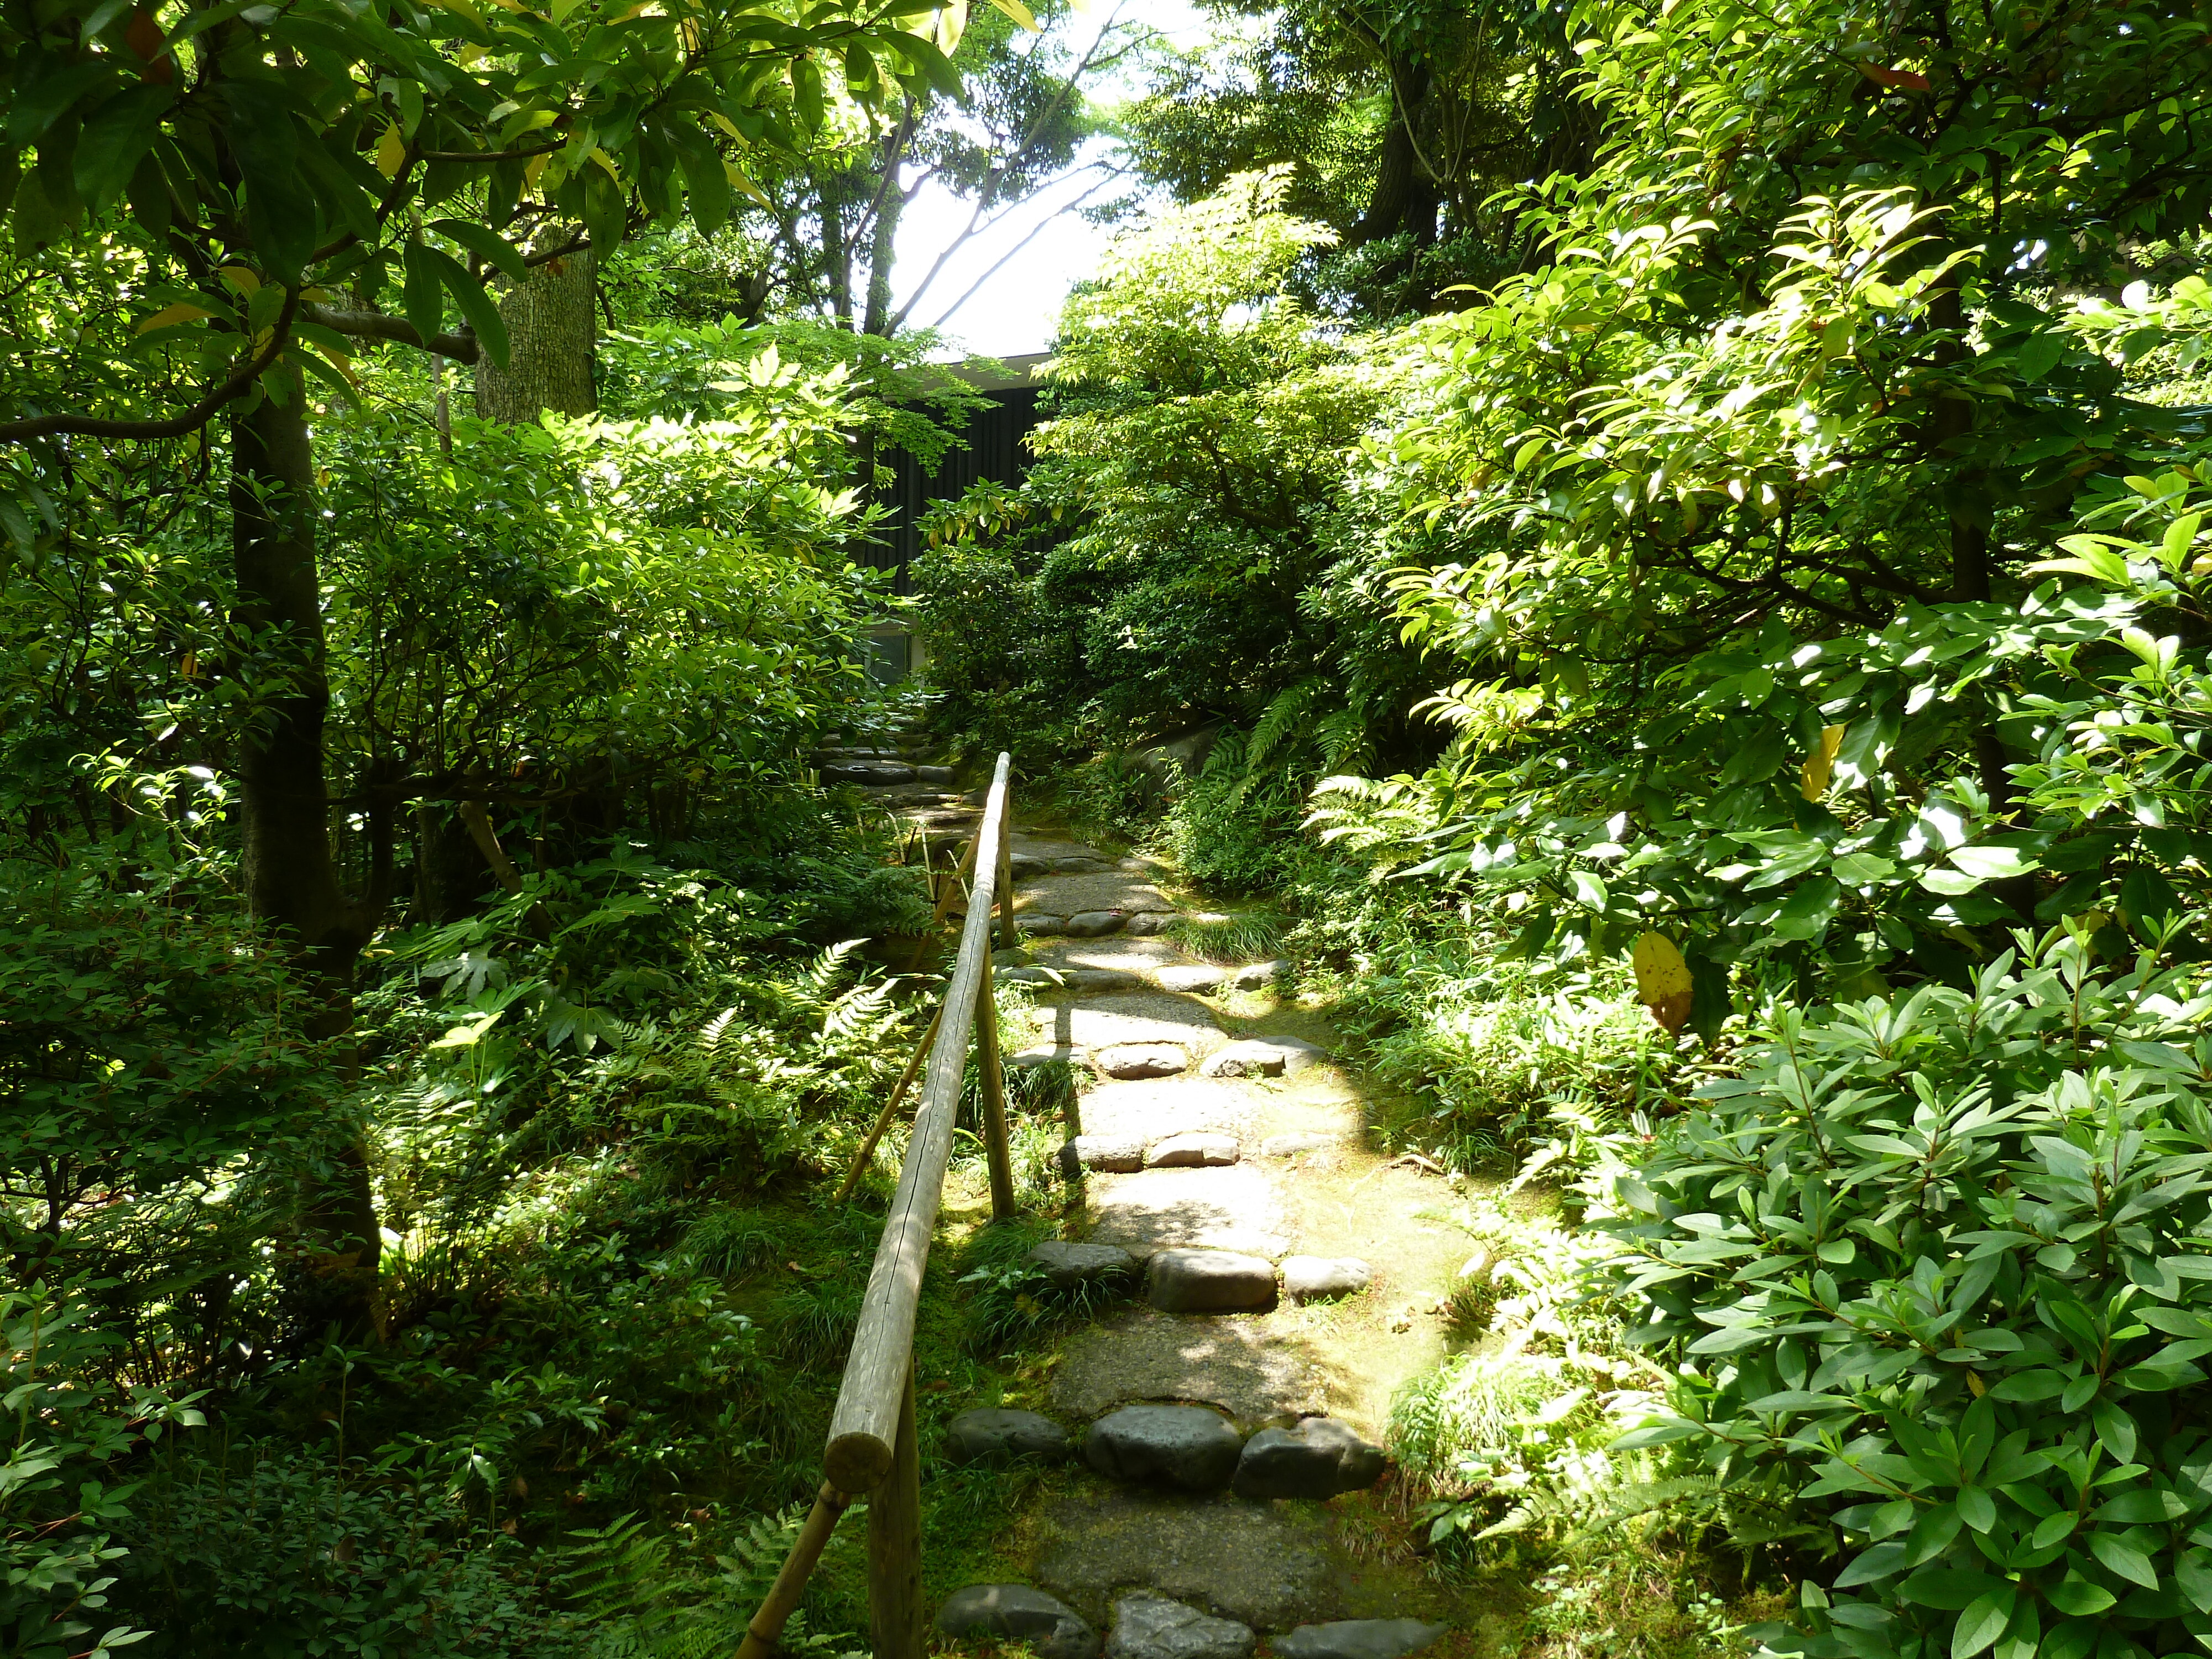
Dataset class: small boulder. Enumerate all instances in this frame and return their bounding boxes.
[1156,964,1227,994]
[1010,854,1056,878]
[1066,910,1128,938]
[1011,1043,1078,1070]
[1029,1240,1138,1288]
[1147,1248,1277,1313]
[1062,967,1146,993]
[1105,1593,1255,1659]
[1096,1043,1188,1080]
[1121,911,1177,936]
[1199,1040,1288,1079]
[1264,1036,1329,1076]
[1230,961,1289,990]
[1084,1406,1243,1493]
[915,764,957,785]
[1060,1135,1145,1175]
[1272,1621,1451,1659]
[1053,854,1116,873]
[1019,914,1070,936]
[946,1408,1071,1465]
[1230,1417,1387,1501]
[1281,1256,1371,1302]
[1145,1133,1239,1168]
[938,1584,1101,1659]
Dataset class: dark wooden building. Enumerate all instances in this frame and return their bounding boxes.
[856,352,1050,682]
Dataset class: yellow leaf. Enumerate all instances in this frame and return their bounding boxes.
[708,111,744,143]
[1800,723,1847,800]
[375,119,407,179]
[524,152,550,196]
[137,301,212,333]
[218,266,260,295]
[589,147,622,182]
[722,158,772,208]
[937,0,967,51]
[1632,932,1693,1034]
[983,0,1038,27]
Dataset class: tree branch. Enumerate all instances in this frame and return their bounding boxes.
[302,304,481,363]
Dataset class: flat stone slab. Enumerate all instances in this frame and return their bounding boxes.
[1019,870,1178,916]
[1274,1621,1451,1659]
[1281,1256,1371,1302]
[1146,1133,1239,1168]
[1079,1076,1268,1145]
[1149,1249,1277,1313]
[1086,1164,1291,1261]
[1098,1042,1189,1079]
[1260,1134,1340,1157]
[1050,1307,1327,1425]
[1033,1490,1353,1631]
[947,1408,1072,1464]
[1067,910,1130,938]
[1011,1043,1079,1069]
[1084,1404,1243,1493]
[823,760,915,785]
[1034,937,1190,973]
[938,1584,1102,1659]
[1156,964,1227,993]
[1021,914,1071,936]
[1107,1594,1255,1659]
[1050,996,1226,1058]
[1231,1418,1387,1501]
[1031,1240,1139,1287]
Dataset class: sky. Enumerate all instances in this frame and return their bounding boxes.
[887,0,1215,360]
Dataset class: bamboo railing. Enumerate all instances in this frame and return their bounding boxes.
[738,752,1020,1659]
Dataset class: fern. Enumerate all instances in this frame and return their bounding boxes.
[1238,675,1328,798]
[547,1512,680,1627]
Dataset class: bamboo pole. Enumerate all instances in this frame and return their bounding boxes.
[733,1481,853,1659]
[977,954,1015,1222]
[834,1004,945,1204]
[825,753,1012,1493]
[866,1366,925,1659]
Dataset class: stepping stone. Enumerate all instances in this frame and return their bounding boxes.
[938,1584,1101,1659]
[1230,1417,1387,1501]
[1058,998,1225,1058]
[1156,964,1226,993]
[947,1408,1072,1464]
[1063,1136,1145,1174]
[1030,1240,1138,1288]
[1053,854,1117,873]
[1204,1036,1328,1078]
[1106,1593,1255,1659]
[1021,914,1071,936]
[1260,1134,1339,1157]
[822,760,915,785]
[1148,1249,1276,1313]
[1200,1040,1290,1079]
[1274,1622,1450,1659]
[1230,961,1289,990]
[1122,911,1178,936]
[915,764,957,785]
[1011,1043,1079,1069]
[1011,854,1058,878]
[1084,1406,1243,1493]
[1097,1043,1188,1079]
[1067,910,1129,938]
[1280,1256,1371,1302]
[1004,966,1146,993]
[1145,1133,1238,1168]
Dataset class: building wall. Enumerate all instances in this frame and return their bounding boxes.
[860,385,1045,596]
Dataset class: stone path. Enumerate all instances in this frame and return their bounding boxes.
[824,745,1487,1659]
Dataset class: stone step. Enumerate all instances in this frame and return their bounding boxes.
[1059,1133,1240,1175]
[1081,1404,1387,1501]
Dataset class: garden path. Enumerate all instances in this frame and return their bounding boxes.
[826,740,1520,1657]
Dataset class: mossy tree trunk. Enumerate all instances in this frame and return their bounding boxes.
[473,228,598,425]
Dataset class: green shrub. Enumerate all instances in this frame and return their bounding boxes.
[1605,925,2212,1659]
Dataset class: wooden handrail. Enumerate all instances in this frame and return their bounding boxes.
[740,752,1020,1659]
[825,751,1011,1491]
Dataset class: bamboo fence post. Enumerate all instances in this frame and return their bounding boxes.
[733,1481,853,1659]
[976,954,1015,1221]
[833,1003,945,1204]
[865,1366,924,1659]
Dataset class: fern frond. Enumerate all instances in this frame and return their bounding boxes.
[1236,676,1327,798]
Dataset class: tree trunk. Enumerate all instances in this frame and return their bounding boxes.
[473,226,597,425]
[229,366,382,1329]
[862,156,903,338]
